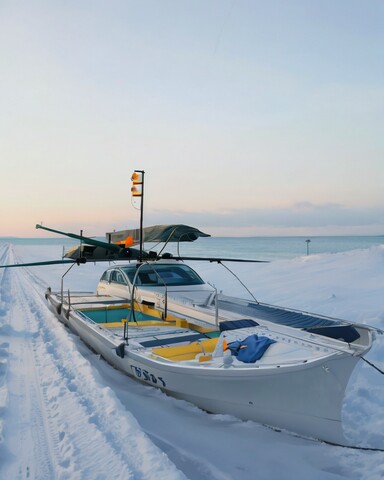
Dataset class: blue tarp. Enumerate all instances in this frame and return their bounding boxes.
[218,299,345,328]
[219,319,259,331]
[227,334,276,363]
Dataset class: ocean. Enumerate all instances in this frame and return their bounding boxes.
[1,235,383,261]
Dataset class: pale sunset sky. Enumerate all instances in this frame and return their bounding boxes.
[1,0,383,237]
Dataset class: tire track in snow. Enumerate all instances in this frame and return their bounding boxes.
[0,244,13,456]
[0,243,65,479]
[0,244,186,480]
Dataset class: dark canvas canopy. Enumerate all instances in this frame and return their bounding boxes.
[107,224,210,246]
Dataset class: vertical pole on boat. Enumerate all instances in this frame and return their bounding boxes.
[79,229,83,261]
[131,169,145,262]
[60,262,77,312]
[214,287,219,326]
[66,289,71,319]
[139,171,144,261]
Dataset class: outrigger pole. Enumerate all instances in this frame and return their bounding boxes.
[131,170,145,262]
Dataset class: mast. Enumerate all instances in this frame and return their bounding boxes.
[131,169,145,261]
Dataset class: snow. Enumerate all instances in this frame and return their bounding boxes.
[1,242,384,479]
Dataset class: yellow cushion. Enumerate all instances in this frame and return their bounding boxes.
[152,337,218,361]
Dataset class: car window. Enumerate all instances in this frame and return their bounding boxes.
[110,270,127,285]
[100,270,111,282]
[121,264,204,286]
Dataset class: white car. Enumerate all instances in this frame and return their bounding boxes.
[96,260,217,311]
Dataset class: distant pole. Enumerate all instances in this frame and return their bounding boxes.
[306,239,311,256]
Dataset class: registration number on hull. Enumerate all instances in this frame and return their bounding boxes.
[130,365,166,387]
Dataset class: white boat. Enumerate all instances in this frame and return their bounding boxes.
[44,255,377,446]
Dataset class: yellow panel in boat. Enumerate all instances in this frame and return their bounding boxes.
[172,318,217,334]
[99,322,127,328]
[152,337,218,361]
[198,355,213,362]
[175,318,189,328]
[136,303,182,322]
[100,320,175,328]
[81,303,131,312]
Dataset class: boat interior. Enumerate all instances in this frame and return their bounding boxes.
[59,293,362,368]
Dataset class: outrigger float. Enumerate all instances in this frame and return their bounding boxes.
[2,170,380,445]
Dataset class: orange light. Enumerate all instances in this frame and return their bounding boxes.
[131,171,143,185]
[124,236,134,247]
[114,236,134,248]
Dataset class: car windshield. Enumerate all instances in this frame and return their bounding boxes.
[120,264,205,286]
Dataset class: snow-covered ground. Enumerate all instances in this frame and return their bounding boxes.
[1,242,384,479]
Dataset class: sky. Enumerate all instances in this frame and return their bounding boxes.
[1,0,383,237]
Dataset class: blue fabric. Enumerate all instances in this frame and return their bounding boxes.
[227,334,276,363]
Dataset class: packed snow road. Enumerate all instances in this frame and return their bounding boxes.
[0,244,184,480]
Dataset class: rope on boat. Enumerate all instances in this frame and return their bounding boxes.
[269,424,384,452]
[218,261,259,304]
[324,441,384,453]
[361,356,384,375]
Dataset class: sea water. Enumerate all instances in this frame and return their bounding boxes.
[1,236,383,261]
[177,236,384,261]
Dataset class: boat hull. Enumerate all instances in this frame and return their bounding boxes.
[123,349,356,445]
[47,295,358,445]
